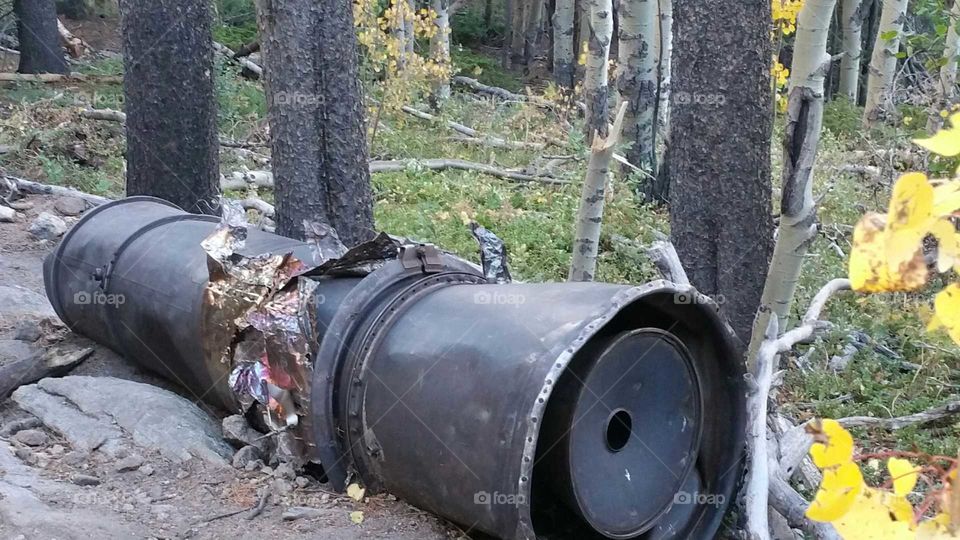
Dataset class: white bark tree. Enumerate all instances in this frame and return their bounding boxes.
[569,103,627,282]
[554,0,576,87]
[523,0,544,68]
[928,0,960,132]
[747,0,836,371]
[617,0,658,172]
[583,0,614,141]
[405,0,416,58]
[431,0,452,103]
[657,0,673,137]
[863,0,909,127]
[838,0,863,100]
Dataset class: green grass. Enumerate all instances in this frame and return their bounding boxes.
[2,46,959,458]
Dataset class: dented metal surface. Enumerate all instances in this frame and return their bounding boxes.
[44,197,747,540]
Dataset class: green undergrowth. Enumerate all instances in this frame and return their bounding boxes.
[1,48,959,456]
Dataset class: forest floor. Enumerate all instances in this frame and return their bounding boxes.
[1,16,960,528]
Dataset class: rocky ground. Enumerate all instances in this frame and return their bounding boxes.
[0,192,460,540]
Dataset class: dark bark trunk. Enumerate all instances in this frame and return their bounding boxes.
[667,0,774,342]
[503,0,513,67]
[257,0,375,246]
[860,0,879,106]
[120,0,220,214]
[15,0,68,74]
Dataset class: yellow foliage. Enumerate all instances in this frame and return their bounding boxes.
[914,113,960,157]
[806,421,959,539]
[772,0,804,36]
[848,212,928,292]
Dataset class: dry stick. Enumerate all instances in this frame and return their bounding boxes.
[444,136,546,151]
[451,75,587,113]
[245,490,271,520]
[79,109,268,150]
[838,400,960,430]
[643,233,690,286]
[213,41,262,79]
[0,73,122,83]
[370,159,567,184]
[568,102,628,282]
[744,278,851,539]
[769,475,842,540]
[5,174,111,205]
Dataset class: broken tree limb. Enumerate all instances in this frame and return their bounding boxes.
[445,136,546,151]
[0,72,122,83]
[838,400,960,430]
[644,234,690,286]
[4,174,111,205]
[58,19,90,58]
[568,102,628,282]
[237,197,275,217]
[213,41,262,79]
[743,278,851,539]
[80,107,125,122]
[233,39,260,59]
[769,475,841,540]
[0,347,93,400]
[369,159,569,184]
[451,75,587,113]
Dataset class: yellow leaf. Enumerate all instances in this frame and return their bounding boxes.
[808,419,855,468]
[933,181,960,218]
[347,483,366,502]
[885,172,934,270]
[849,213,928,292]
[886,458,919,496]
[350,510,364,524]
[831,488,914,539]
[914,113,960,156]
[930,220,960,272]
[933,284,960,345]
[807,461,864,522]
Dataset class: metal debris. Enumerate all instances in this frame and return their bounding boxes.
[469,222,512,283]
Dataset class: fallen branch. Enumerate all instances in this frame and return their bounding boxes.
[237,197,275,217]
[644,234,690,286]
[213,41,262,79]
[0,73,122,83]
[744,278,851,539]
[58,19,91,58]
[838,400,960,430]
[221,170,276,191]
[451,75,587,113]
[769,475,842,540]
[445,136,546,151]
[4,174,111,205]
[0,347,93,400]
[369,159,568,184]
[233,39,260,59]
[80,107,125,122]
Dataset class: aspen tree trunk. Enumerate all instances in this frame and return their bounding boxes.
[405,0,416,58]
[257,0,375,244]
[657,0,673,136]
[553,0,576,87]
[523,0,544,67]
[14,0,68,75]
[569,103,627,281]
[928,0,960,132]
[746,0,835,372]
[838,0,863,100]
[583,0,613,141]
[863,0,908,127]
[120,0,219,213]
[510,0,526,65]
[617,0,658,175]
[431,0,452,103]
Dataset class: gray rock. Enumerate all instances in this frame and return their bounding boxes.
[0,417,41,437]
[114,455,144,472]
[62,450,90,466]
[12,429,48,447]
[138,464,155,476]
[0,206,17,223]
[12,376,233,465]
[70,474,100,486]
[274,462,296,481]
[13,447,35,464]
[0,285,56,323]
[294,476,310,488]
[281,506,324,521]
[243,459,264,472]
[0,339,38,365]
[53,197,87,217]
[221,414,268,450]
[13,320,42,342]
[27,212,67,240]
[232,445,261,469]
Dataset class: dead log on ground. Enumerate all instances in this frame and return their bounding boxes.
[838,400,960,430]
[0,72,122,83]
[5,174,111,205]
[213,41,262,79]
[58,19,91,58]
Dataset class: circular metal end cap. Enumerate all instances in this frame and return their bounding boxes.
[566,329,703,538]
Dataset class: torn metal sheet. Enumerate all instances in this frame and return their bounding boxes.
[313,232,401,276]
[470,222,512,284]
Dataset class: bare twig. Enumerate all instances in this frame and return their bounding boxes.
[245,490,271,520]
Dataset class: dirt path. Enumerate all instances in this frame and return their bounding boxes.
[0,192,459,540]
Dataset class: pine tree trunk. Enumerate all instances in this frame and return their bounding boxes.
[657,0,673,137]
[120,0,219,214]
[583,0,613,141]
[503,0,513,67]
[431,0,452,103]
[668,0,774,341]
[257,0,375,244]
[553,0,576,87]
[863,0,908,127]
[747,0,835,371]
[510,0,526,65]
[838,0,863,100]
[616,0,657,176]
[15,0,68,75]
[928,0,960,132]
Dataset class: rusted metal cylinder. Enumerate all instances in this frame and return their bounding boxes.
[44,197,746,540]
